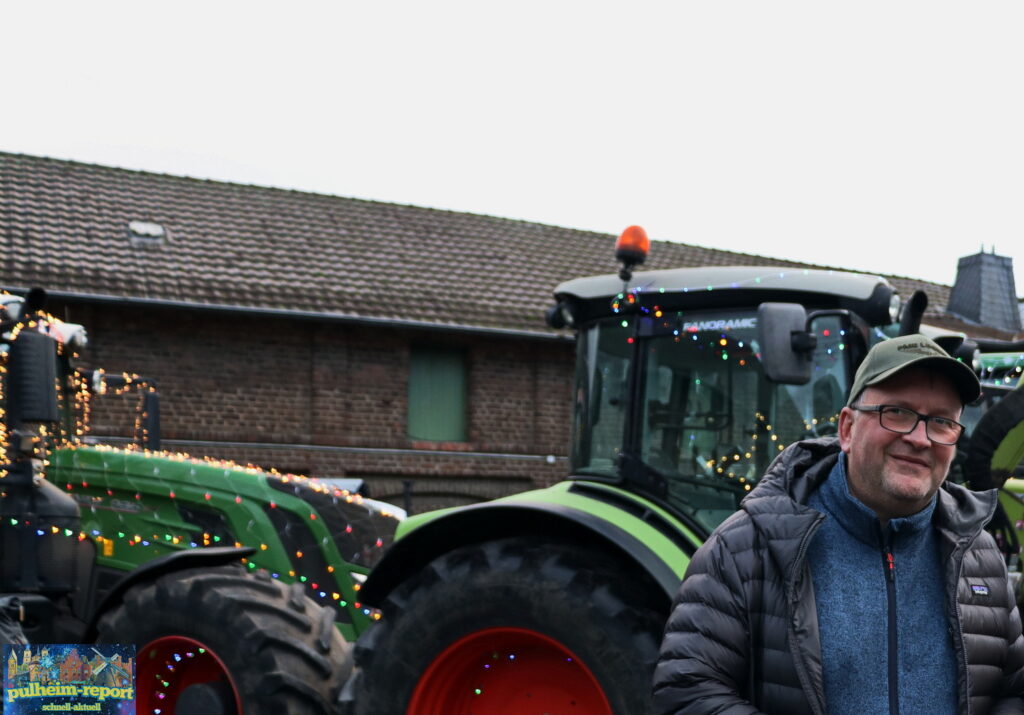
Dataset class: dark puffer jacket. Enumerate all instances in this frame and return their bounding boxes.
[653,438,1024,715]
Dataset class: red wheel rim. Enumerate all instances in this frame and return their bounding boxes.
[407,627,612,714]
[137,635,243,714]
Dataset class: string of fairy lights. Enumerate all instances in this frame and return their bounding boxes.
[699,411,842,490]
[50,440,386,608]
[978,358,1024,387]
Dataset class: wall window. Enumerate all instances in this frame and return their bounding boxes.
[408,346,467,442]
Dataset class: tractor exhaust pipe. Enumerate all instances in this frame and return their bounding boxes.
[898,290,929,336]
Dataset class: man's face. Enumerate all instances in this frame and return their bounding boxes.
[838,367,961,522]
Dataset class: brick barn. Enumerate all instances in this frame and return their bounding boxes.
[0,152,1014,512]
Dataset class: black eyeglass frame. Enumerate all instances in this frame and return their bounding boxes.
[848,404,965,445]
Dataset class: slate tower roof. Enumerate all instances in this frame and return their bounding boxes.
[947,250,1022,334]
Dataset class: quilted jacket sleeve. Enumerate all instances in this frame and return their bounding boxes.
[989,578,1024,715]
[652,519,766,715]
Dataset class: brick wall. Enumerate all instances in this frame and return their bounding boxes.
[57,301,575,513]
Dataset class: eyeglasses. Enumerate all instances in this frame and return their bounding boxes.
[849,404,964,445]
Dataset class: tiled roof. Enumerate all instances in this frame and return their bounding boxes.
[0,151,998,337]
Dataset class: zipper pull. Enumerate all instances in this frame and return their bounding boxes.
[885,551,896,581]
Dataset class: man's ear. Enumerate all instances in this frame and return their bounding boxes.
[838,406,855,453]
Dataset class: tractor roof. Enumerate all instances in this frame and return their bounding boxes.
[555,265,898,327]
[556,265,890,302]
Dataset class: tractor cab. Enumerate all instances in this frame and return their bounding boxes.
[548,229,903,535]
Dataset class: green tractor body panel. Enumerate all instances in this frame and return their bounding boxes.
[397,479,702,567]
[49,444,402,640]
[1001,481,1024,535]
[994,423,1024,476]
[365,480,702,607]
[1004,479,1024,498]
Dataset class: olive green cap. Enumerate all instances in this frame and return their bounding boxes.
[847,334,980,406]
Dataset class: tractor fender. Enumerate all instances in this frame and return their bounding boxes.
[83,545,256,641]
[359,487,699,609]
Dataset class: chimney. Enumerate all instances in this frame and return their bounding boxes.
[947,250,1022,333]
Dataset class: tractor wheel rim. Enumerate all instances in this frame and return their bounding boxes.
[138,635,243,715]
[407,626,613,714]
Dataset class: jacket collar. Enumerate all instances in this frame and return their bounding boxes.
[742,437,840,510]
[739,438,839,582]
[934,480,998,544]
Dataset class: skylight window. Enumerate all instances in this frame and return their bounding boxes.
[127,220,167,247]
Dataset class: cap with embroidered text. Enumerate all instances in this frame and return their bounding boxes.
[847,334,980,406]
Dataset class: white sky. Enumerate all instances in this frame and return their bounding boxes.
[2,2,1022,293]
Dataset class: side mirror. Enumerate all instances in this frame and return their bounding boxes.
[21,287,47,316]
[7,330,60,424]
[757,302,814,385]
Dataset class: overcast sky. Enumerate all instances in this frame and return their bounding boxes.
[3,2,1022,294]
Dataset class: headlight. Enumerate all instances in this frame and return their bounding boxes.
[889,293,901,324]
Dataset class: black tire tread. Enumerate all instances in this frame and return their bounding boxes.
[97,564,350,715]
[341,537,665,715]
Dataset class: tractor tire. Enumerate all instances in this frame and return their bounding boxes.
[964,386,1024,490]
[340,537,666,715]
[96,564,351,715]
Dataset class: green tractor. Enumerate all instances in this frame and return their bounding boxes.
[0,289,402,714]
[342,228,1024,714]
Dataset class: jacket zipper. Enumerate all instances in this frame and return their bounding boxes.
[950,541,972,715]
[882,531,900,715]
[788,513,827,715]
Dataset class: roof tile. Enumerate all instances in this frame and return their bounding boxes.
[0,151,1003,337]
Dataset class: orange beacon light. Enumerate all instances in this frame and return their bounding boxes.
[615,225,649,281]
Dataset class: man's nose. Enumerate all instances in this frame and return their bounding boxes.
[903,418,932,447]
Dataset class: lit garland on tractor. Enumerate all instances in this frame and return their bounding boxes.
[53,443,387,614]
[1,300,393,632]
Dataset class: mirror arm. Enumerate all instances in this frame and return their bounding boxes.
[790,331,817,353]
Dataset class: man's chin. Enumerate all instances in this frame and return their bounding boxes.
[883,472,935,504]
[884,491,936,517]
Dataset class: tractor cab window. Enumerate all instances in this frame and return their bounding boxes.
[570,310,851,533]
[571,320,632,478]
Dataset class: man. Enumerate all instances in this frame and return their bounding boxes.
[653,334,1024,714]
